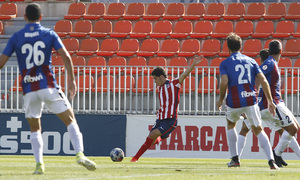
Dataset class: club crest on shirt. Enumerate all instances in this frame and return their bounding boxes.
[262,65,268,70]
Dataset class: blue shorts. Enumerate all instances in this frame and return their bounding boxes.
[151,118,177,139]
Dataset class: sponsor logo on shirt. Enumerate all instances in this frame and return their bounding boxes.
[24,32,39,38]
[23,73,43,83]
[241,90,256,98]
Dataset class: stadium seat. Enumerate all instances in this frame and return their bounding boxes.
[292,58,300,75]
[203,3,225,20]
[86,56,106,74]
[110,20,132,38]
[272,21,294,38]
[106,56,126,74]
[130,20,152,38]
[137,39,159,57]
[170,20,192,38]
[281,77,300,94]
[103,2,125,20]
[292,24,300,38]
[219,41,229,57]
[77,38,99,56]
[285,2,300,20]
[56,75,66,91]
[242,39,262,57]
[62,38,79,55]
[183,3,205,20]
[132,76,154,93]
[54,20,72,37]
[190,21,213,38]
[126,57,147,75]
[72,56,86,74]
[11,75,22,92]
[243,2,266,20]
[167,57,188,75]
[123,2,145,20]
[263,39,282,49]
[178,39,200,57]
[211,21,233,38]
[189,57,208,75]
[199,39,220,57]
[181,76,196,93]
[64,2,86,20]
[92,76,114,93]
[116,39,139,56]
[278,57,292,75]
[90,20,112,38]
[83,3,105,20]
[52,55,64,73]
[70,20,92,37]
[198,76,218,94]
[97,39,119,56]
[77,75,94,93]
[150,20,172,38]
[163,3,185,20]
[282,39,300,56]
[144,57,167,74]
[252,20,274,38]
[157,39,180,57]
[264,2,286,20]
[234,20,253,38]
[223,3,245,20]
[114,75,135,93]
[143,3,165,20]
[209,57,225,75]
[0,3,17,20]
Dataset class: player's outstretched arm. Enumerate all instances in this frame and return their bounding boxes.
[0,54,10,69]
[178,55,203,84]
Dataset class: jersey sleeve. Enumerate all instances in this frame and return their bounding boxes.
[2,34,16,57]
[219,61,227,76]
[260,60,274,75]
[172,78,181,88]
[51,30,64,51]
[252,60,262,76]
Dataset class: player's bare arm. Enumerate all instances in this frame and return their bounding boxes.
[217,74,228,111]
[178,55,203,84]
[0,54,10,69]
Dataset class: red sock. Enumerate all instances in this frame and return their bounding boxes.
[133,137,154,160]
[154,136,162,145]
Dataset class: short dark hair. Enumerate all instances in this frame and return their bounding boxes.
[226,33,242,52]
[151,67,167,78]
[260,48,269,62]
[268,40,282,55]
[26,3,41,21]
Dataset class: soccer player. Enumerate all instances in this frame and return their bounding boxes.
[216,33,279,169]
[237,41,300,167]
[0,3,96,174]
[130,55,203,162]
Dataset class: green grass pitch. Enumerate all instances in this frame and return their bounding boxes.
[1,155,300,180]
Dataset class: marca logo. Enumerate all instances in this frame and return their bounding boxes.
[241,90,256,98]
[23,73,43,83]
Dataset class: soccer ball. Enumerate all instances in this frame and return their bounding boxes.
[110,148,124,162]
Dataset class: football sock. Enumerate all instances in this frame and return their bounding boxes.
[154,136,162,145]
[237,134,247,158]
[227,128,238,158]
[257,131,273,160]
[67,122,84,154]
[133,137,154,159]
[30,131,44,163]
[275,131,292,156]
[289,136,300,157]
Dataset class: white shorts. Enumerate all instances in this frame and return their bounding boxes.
[225,104,262,127]
[23,88,71,118]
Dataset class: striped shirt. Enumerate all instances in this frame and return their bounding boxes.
[157,78,181,120]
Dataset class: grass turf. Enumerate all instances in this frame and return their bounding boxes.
[0,155,300,180]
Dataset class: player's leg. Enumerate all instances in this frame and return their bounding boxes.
[238,120,250,158]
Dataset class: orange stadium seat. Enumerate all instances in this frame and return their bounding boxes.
[116,39,139,56]
[181,76,196,93]
[110,20,132,38]
[52,56,64,73]
[219,41,229,57]
[150,20,172,38]
[272,21,294,38]
[86,56,106,74]
[126,57,147,75]
[252,20,274,38]
[11,75,22,92]
[199,39,220,57]
[285,2,300,20]
[97,39,119,56]
[143,3,165,20]
[70,20,92,38]
[132,76,154,93]
[56,75,66,91]
[157,39,180,57]
[209,57,225,75]
[183,3,205,20]
[234,20,253,38]
[243,2,266,20]
[198,76,218,94]
[72,56,86,74]
[106,56,126,74]
[190,21,213,38]
[62,38,79,55]
[292,24,300,38]
[0,3,17,19]
[123,2,145,20]
[211,21,233,38]
[77,75,94,93]
[292,58,300,75]
[203,3,225,20]
[64,2,86,20]
[90,20,112,38]
[103,2,125,20]
[54,20,72,37]
[223,3,245,20]
[130,20,152,38]
[137,39,159,57]
[282,39,300,56]
[177,39,200,57]
[264,2,286,20]
[168,57,188,75]
[190,57,208,75]
[83,3,105,20]
[170,20,193,38]
[242,39,262,57]
[281,77,300,94]
[114,76,135,93]
[77,38,99,56]
[163,3,185,20]
[144,57,166,74]
[278,57,292,75]
[92,76,114,93]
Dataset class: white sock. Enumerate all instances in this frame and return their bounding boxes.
[257,131,273,160]
[237,134,247,158]
[227,128,238,158]
[30,131,43,163]
[67,122,84,154]
[275,131,293,156]
[289,136,300,157]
